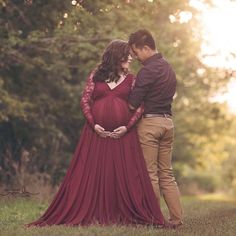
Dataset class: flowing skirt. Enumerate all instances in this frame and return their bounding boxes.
[27,123,164,227]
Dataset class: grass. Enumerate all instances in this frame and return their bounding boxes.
[0,194,236,236]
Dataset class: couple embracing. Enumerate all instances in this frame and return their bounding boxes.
[27,29,183,229]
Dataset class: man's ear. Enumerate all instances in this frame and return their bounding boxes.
[143,45,151,52]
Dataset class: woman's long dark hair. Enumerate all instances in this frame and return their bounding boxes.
[93,40,130,83]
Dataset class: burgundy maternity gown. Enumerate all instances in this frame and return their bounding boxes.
[27,72,164,227]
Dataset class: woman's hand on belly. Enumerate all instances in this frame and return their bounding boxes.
[94,124,111,138]
[110,126,127,139]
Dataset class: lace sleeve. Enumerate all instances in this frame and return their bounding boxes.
[126,105,144,131]
[80,72,95,128]
[126,76,144,131]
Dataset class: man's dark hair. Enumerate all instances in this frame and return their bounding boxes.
[128,29,156,50]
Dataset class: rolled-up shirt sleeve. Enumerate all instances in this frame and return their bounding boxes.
[128,68,154,109]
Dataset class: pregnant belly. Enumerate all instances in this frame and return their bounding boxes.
[92,98,131,131]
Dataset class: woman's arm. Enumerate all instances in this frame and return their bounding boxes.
[80,72,96,128]
[126,105,144,131]
[80,72,111,138]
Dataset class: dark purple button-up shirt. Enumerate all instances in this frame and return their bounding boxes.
[129,53,176,115]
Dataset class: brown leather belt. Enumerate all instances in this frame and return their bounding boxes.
[143,113,172,118]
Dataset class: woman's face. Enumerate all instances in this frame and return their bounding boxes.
[121,54,132,70]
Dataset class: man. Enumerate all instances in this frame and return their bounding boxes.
[128,29,183,227]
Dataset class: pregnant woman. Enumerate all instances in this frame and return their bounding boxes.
[27,40,164,227]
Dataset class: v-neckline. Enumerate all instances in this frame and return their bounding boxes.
[105,76,128,91]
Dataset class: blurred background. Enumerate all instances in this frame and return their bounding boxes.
[0,0,236,199]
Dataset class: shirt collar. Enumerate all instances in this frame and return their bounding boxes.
[142,53,163,65]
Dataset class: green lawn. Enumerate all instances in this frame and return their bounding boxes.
[0,194,235,236]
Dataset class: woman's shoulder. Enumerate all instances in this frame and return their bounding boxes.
[126,73,136,88]
[126,73,136,81]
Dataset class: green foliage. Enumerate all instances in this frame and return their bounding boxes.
[221,119,236,195]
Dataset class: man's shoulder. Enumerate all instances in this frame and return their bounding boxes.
[137,66,153,77]
[137,62,163,79]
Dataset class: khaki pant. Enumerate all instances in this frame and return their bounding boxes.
[138,116,183,225]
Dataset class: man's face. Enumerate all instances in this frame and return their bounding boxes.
[130,44,148,62]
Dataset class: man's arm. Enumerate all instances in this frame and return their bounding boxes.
[128,68,154,109]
